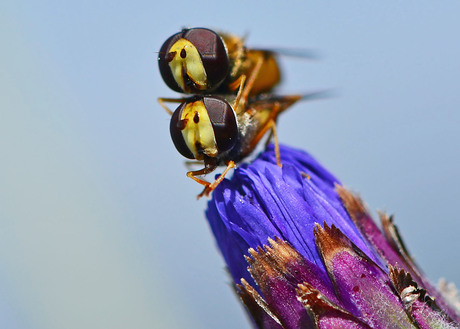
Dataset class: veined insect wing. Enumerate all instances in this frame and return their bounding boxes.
[251,47,321,60]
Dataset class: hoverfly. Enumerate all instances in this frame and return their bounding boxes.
[160,62,325,198]
[158,27,286,96]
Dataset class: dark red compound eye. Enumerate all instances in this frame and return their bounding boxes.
[202,96,238,154]
[158,28,230,93]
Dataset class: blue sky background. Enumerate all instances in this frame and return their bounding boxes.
[1,1,459,328]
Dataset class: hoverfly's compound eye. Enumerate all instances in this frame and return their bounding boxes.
[170,96,238,160]
[158,28,229,94]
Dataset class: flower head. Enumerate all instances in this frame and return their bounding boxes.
[206,144,460,329]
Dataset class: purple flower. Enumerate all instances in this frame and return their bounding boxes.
[206,144,460,329]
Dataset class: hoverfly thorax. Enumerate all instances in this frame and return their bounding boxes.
[158,28,230,94]
[170,96,238,161]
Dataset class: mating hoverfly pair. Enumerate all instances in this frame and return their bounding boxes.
[158,27,319,198]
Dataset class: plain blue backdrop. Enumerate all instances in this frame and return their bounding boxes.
[1,1,459,328]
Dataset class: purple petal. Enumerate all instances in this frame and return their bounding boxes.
[389,266,458,329]
[237,279,284,329]
[244,241,313,329]
[297,282,372,329]
[206,144,378,287]
[338,185,460,323]
[314,223,414,329]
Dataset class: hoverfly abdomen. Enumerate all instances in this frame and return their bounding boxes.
[158,28,230,94]
[216,33,282,95]
[170,96,238,161]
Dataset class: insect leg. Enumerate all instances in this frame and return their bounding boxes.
[269,119,282,167]
[232,56,265,112]
[197,161,235,199]
[157,97,187,116]
[241,56,264,103]
[259,119,282,167]
[247,102,283,167]
[232,75,247,113]
[186,165,217,187]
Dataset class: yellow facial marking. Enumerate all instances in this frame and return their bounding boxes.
[181,101,218,159]
[168,39,208,91]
